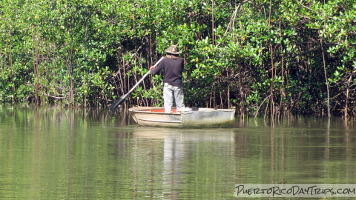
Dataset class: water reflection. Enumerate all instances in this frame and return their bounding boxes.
[129,127,236,199]
[1,106,355,199]
[124,120,356,199]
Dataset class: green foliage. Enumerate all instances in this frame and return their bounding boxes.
[0,0,354,116]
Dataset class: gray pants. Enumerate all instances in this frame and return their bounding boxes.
[164,83,185,113]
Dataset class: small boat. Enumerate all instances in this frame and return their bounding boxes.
[129,107,235,128]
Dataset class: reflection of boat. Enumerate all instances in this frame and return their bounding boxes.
[129,107,235,128]
[131,127,235,142]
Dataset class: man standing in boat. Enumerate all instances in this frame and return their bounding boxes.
[150,45,187,113]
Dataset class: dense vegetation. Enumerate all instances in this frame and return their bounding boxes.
[0,0,354,117]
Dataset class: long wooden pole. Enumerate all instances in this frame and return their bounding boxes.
[110,57,164,111]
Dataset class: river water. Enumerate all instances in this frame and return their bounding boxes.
[0,106,355,199]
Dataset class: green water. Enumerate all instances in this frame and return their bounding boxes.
[0,106,355,199]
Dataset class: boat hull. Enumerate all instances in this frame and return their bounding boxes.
[129,107,235,128]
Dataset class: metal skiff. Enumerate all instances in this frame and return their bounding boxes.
[129,107,235,128]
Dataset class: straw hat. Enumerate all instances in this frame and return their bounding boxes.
[165,45,181,55]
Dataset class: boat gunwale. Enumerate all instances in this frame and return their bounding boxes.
[129,107,235,115]
[130,110,182,115]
